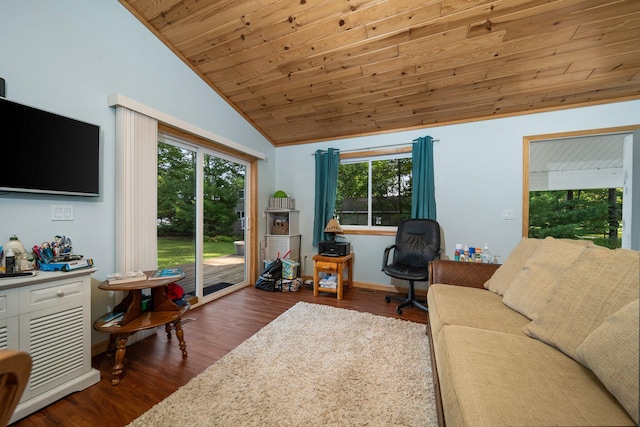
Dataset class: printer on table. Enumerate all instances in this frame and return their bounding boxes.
[318,240,350,257]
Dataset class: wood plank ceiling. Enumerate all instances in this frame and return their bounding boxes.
[120,0,640,146]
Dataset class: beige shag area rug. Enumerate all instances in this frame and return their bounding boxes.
[128,302,437,427]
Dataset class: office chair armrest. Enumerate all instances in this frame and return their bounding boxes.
[381,244,396,270]
[428,260,501,289]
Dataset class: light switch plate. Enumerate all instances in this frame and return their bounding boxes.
[502,209,515,220]
[52,204,74,221]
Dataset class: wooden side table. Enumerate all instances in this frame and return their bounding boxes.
[313,253,354,300]
[94,271,189,385]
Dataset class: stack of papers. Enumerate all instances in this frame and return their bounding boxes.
[101,312,124,327]
[106,271,146,283]
[149,268,184,280]
[319,275,337,289]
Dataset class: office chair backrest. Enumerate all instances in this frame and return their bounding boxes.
[393,219,441,268]
[0,350,32,427]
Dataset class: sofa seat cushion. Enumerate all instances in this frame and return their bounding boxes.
[436,325,635,427]
[427,284,530,351]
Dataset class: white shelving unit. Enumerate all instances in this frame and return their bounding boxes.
[265,209,301,263]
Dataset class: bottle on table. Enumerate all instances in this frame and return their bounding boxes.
[5,248,16,273]
[482,244,491,263]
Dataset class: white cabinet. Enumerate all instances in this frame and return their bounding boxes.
[265,210,299,235]
[0,269,100,424]
[0,287,20,350]
[266,235,301,262]
[265,210,301,262]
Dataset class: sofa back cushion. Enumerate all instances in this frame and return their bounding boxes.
[523,247,640,361]
[502,238,589,319]
[576,299,639,424]
[483,238,542,295]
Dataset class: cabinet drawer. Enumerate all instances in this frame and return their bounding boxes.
[22,280,83,312]
[0,288,20,319]
[316,261,338,272]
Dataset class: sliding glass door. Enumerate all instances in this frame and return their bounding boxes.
[201,152,247,298]
[158,133,248,303]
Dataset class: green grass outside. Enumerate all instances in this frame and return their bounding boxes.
[157,237,237,268]
[586,236,622,249]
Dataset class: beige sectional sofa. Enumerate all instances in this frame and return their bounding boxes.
[426,237,639,427]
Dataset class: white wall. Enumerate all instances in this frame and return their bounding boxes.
[0,0,274,345]
[276,100,640,289]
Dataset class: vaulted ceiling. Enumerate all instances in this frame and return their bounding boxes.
[119,0,640,146]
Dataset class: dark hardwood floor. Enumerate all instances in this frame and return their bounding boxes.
[12,285,427,427]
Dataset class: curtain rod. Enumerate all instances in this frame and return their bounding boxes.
[312,138,440,155]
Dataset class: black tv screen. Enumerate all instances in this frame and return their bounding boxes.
[0,97,100,196]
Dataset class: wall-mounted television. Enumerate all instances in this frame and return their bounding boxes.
[0,97,100,196]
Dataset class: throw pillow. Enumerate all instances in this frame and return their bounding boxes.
[502,238,588,320]
[524,247,640,361]
[483,238,542,295]
[576,299,639,424]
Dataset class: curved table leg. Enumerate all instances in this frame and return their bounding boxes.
[165,323,172,339]
[112,335,130,385]
[106,333,117,354]
[172,319,188,358]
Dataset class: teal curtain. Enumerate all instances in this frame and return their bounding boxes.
[313,148,340,246]
[411,136,436,220]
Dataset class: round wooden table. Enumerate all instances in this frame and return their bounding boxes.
[94,271,190,385]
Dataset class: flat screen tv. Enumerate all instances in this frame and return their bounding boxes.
[0,97,100,196]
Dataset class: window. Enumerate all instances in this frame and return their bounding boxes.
[335,151,412,228]
[157,133,249,302]
[112,97,265,302]
[529,189,622,248]
[524,128,637,249]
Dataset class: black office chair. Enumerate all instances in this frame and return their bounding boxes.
[383,219,441,315]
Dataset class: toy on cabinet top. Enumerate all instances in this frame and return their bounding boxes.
[272,217,289,235]
[268,191,295,210]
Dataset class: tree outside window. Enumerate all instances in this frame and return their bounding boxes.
[528,188,622,248]
[157,143,196,236]
[336,155,412,227]
[157,142,244,239]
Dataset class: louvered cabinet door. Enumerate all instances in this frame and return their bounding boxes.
[0,287,20,351]
[18,278,88,400]
[0,316,20,351]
